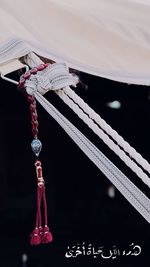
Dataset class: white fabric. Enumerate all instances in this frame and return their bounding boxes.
[1,0,150,84]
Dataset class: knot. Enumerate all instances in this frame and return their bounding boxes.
[35,160,42,167]
[25,63,79,95]
[37,177,44,187]
[35,160,45,187]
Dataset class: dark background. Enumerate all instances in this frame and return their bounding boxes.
[0,70,150,266]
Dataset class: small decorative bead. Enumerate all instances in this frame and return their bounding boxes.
[43,63,49,68]
[30,68,38,74]
[32,113,38,121]
[37,64,45,71]
[32,121,39,129]
[31,139,42,157]
[30,104,36,112]
[32,129,38,137]
[18,77,25,88]
[27,95,34,101]
[23,71,31,79]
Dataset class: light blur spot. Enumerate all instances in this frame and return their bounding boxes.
[108,185,115,198]
[106,100,121,109]
[22,254,28,263]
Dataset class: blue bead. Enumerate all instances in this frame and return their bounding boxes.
[31,139,42,157]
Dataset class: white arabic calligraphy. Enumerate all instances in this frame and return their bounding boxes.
[65,242,142,259]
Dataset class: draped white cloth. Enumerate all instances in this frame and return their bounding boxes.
[1,0,150,84]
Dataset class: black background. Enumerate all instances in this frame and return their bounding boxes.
[0,70,150,266]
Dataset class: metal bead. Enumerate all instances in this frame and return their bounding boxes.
[31,139,42,157]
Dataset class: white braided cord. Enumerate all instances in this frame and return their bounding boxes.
[55,88,150,188]
[34,91,150,223]
[61,86,150,174]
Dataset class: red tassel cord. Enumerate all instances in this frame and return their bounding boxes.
[32,160,53,245]
[18,64,53,245]
[42,187,53,243]
[30,177,43,246]
[29,99,53,245]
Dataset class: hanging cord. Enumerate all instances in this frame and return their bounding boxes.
[23,53,150,189]
[18,64,53,245]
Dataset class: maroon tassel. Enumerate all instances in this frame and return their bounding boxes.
[30,160,53,245]
[42,225,53,243]
[30,228,41,246]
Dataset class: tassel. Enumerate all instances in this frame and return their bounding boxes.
[30,228,41,246]
[42,225,53,243]
[30,170,43,246]
[30,160,53,245]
